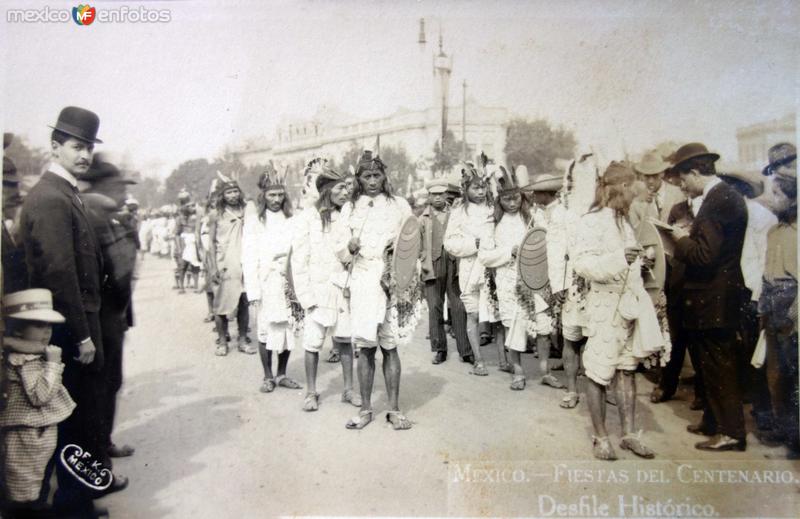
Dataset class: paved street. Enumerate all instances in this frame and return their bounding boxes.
[100,256,796,517]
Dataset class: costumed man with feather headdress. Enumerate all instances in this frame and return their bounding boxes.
[335,151,417,430]
[444,163,497,377]
[526,170,585,408]
[242,165,303,393]
[207,173,252,357]
[572,162,665,461]
[291,159,361,411]
[480,166,557,391]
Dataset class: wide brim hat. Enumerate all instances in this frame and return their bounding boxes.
[2,288,65,323]
[48,106,103,144]
[671,142,720,168]
[527,173,563,193]
[718,171,764,198]
[763,142,797,177]
[425,178,449,194]
[634,151,671,176]
[82,160,136,184]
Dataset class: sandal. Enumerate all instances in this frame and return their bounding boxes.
[215,343,228,356]
[592,436,618,461]
[326,350,341,363]
[540,374,565,389]
[560,392,579,409]
[620,432,655,459]
[303,392,320,412]
[259,378,276,393]
[386,411,413,430]
[498,362,513,374]
[470,362,489,376]
[237,337,257,354]
[275,375,302,390]
[346,409,373,430]
[341,389,362,407]
[510,375,526,391]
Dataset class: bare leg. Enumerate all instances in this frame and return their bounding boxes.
[236,296,249,339]
[563,339,581,394]
[358,346,377,411]
[615,370,654,457]
[214,316,228,345]
[382,347,402,411]
[586,379,608,438]
[276,351,290,378]
[466,312,484,363]
[508,350,523,377]
[538,335,564,388]
[495,324,508,367]
[259,342,273,380]
[304,350,318,395]
[337,339,354,391]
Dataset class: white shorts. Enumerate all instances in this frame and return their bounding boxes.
[506,311,554,352]
[260,321,298,352]
[353,313,397,350]
[303,313,351,353]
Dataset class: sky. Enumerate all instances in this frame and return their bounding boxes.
[2,0,798,178]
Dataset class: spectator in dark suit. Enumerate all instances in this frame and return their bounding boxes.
[81,159,138,485]
[19,106,108,515]
[2,134,27,293]
[650,197,706,409]
[669,143,749,452]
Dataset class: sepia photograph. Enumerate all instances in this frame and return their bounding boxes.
[1,0,798,517]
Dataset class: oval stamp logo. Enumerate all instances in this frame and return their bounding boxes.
[60,444,113,491]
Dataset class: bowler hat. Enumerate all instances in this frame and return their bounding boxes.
[671,143,719,168]
[3,288,65,323]
[718,171,764,199]
[82,160,136,184]
[49,106,103,144]
[634,151,671,176]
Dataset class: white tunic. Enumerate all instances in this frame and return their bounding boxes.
[291,207,350,334]
[241,202,297,350]
[336,194,412,344]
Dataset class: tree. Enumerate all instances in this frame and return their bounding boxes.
[431,130,471,175]
[162,158,217,204]
[504,118,577,174]
[127,176,162,209]
[4,134,49,178]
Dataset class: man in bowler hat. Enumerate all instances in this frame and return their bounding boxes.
[19,106,109,515]
[668,143,749,452]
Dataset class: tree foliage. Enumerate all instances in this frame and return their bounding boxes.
[334,141,416,196]
[431,130,471,175]
[504,118,577,174]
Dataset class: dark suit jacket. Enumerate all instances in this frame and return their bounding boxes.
[674,180,747,330]
[419,206,451,282]
[2,223,28,293]
[20,171,103,347]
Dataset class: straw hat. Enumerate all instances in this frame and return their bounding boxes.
[2,289,65,323]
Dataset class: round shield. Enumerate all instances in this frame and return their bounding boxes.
[637,219,666,292]
[517,227,549,292]
[392,216,422,292]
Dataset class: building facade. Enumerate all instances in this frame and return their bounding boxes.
[736,113,796,173]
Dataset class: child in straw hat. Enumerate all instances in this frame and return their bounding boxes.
[1,289,75,511]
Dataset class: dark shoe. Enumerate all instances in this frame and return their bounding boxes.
[755,429,785,447]
[462,354,475,364]
[432,351,447,364]
[649,387,672,403]
[695,434,746,452]
[479,333,492,346]
[108,443,135,458]
[686,422,716,436]
[689,398,706,411]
